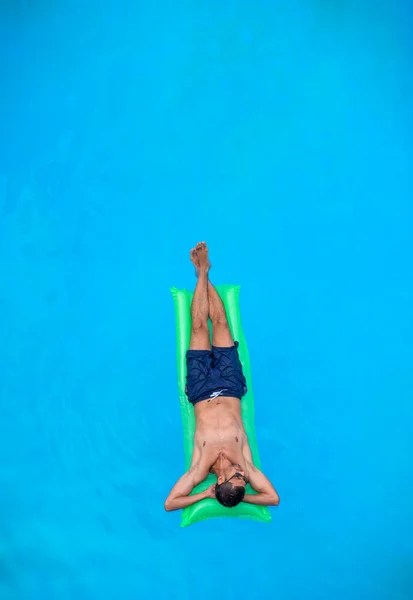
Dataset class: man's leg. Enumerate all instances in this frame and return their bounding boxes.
[207,281,234,347]
[189,242,234,348]
[189,242,211,350]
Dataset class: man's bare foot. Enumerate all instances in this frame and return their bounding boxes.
[190,242,211,277]
[189,247,201,277]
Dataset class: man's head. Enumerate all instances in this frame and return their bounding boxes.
[214,460,249,508]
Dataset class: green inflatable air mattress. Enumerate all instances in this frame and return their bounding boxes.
[171,284,272,527]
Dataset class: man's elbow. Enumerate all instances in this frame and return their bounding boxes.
[164,499,174,512]
[271,494,280,506]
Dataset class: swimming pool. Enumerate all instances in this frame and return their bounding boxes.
[1,1,412,599]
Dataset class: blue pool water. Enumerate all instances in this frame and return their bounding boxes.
[1,2,413,599]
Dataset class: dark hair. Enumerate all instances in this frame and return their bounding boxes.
[215,482,245,507]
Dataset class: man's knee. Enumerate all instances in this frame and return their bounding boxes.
[191,318,209,334]
[211,316,233,347]
[211,310,228,327]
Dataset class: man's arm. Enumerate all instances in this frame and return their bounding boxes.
[164,463,212,512]
[242,441,280,506]
[243,462,280,505]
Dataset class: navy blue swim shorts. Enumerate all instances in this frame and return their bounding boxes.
[185,341,248,406]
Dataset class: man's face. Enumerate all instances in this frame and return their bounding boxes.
[217,463,248,488]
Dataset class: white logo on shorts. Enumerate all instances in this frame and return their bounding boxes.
[209,389,227,400]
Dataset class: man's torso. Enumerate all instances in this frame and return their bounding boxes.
[193,396,249,469]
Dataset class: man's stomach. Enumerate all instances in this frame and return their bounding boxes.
[194,395,243,418]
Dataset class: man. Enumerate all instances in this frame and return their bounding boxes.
[164,242,280,512]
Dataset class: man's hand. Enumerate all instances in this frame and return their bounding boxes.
[205,484,216,498]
